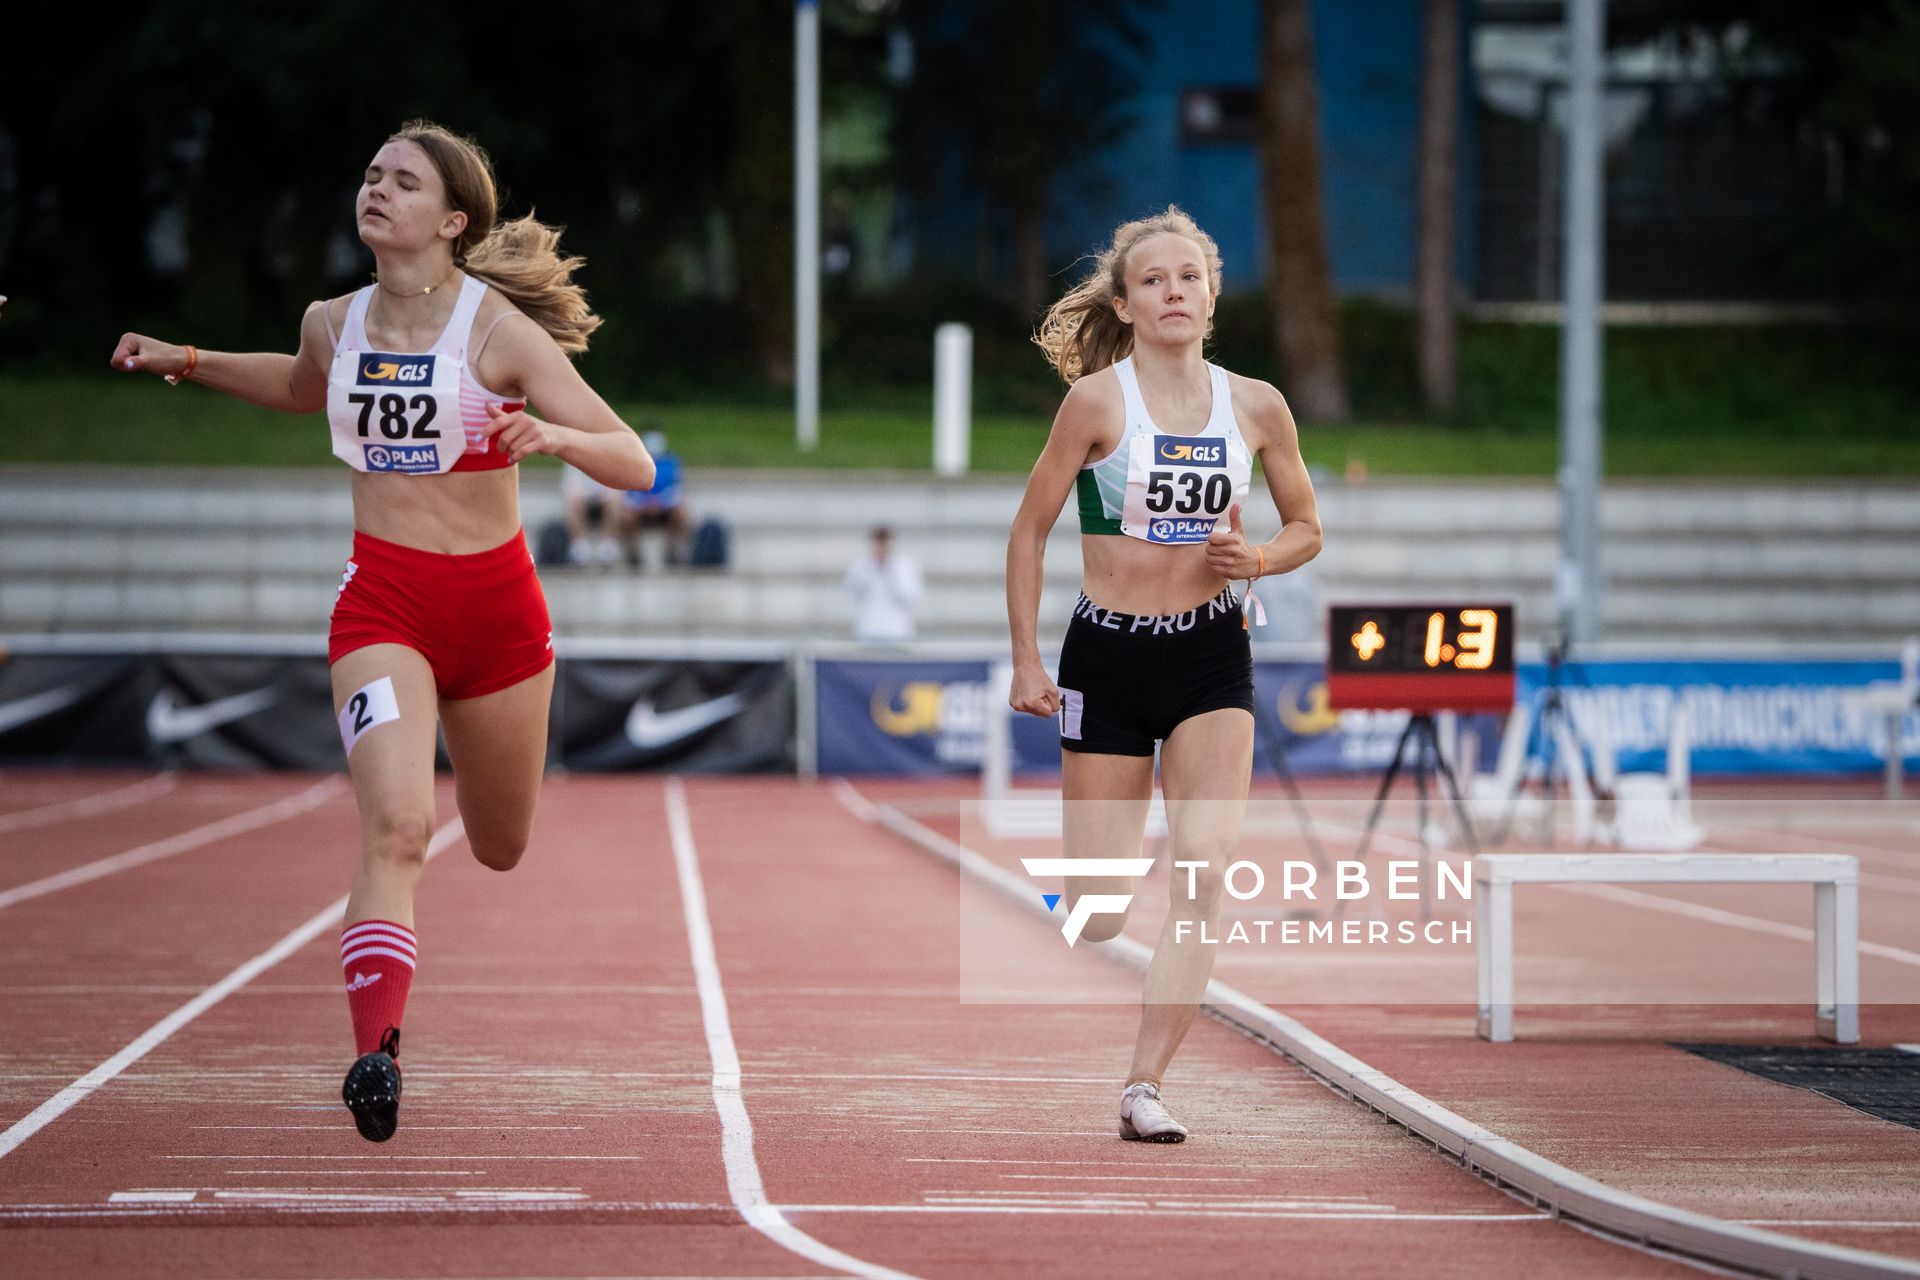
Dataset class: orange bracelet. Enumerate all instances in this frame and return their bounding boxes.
[1254,546,1266,579]
[164,344,198,387]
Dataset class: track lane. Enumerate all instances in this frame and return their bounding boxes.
[681,778,1701,1280]
[0,775,830,1279]
[0,779,366,1133]
[0,773,179,836]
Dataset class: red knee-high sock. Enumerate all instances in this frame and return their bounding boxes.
[341,920,416,1058]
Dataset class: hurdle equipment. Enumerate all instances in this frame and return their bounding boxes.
[1473,852,1860,1044]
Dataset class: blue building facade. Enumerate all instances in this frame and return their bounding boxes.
[908,0,1475,298]
[1072,0,1470,293]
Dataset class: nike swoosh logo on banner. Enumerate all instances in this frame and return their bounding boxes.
[625,691,749,750]
[0,685,88,736]
[146,687,280,745]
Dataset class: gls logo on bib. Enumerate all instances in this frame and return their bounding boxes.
[1156,437,1224,466]
[357,354,435,385]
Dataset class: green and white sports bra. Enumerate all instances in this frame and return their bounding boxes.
[1076,356,1253,543]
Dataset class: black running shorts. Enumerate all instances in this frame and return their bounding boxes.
[1055,588,1255,756]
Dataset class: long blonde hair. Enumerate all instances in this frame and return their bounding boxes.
[1034,206,1225,385]
[388,119,603,355]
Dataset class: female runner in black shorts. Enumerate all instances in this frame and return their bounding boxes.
[112,120,654,1141]
[1007,207,1322,1141]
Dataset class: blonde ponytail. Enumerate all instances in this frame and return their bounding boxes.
[1034,205,1224,384]
[387,120,603,355]
[462,212,602,355]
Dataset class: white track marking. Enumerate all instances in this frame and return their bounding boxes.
[664,777,923,1280]
[1713,823,1920,864]
[0,816,463,1161]
[165,1154,654,1161]
[0,775,179,837]
[1,1199,1555,1225]
[1556,882,1920,967]
[193,1124,586,1131]
[1859,874,1920,897]
[0,777,344,910]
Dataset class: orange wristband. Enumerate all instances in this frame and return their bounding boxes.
[1254,546,1266,579]
[165,344,198,386]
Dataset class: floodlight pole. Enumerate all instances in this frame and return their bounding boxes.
[795,0,821,452]
[1558,0,1604,644]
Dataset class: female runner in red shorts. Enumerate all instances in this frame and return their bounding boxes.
[111,120,654,1142]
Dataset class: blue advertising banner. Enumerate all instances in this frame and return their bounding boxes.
[817,657,1503,778]
[816,655,1917,778]
[1517,658,1918,777]
[816,659,1058,776]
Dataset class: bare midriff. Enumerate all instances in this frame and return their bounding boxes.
[1080,533,1231,617]
[350,468,522,554]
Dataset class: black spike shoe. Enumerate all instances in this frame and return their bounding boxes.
[342,1026,403,1143]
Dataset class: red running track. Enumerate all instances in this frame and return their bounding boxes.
[0,769,1891,1278]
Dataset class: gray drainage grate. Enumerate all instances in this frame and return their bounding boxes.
[1674,1044,1920,1132]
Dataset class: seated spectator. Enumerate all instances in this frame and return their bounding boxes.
[612,429,690,568]
[561,463,621,567]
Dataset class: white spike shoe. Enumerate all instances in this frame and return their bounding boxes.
[1119,1081,1188,1143]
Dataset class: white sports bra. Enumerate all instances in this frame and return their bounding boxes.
[1076,357,1253,543]
[323,276,520,475]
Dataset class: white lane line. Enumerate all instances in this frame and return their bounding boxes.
[108,1190,196,1203]
[775,1204,1551,1221]
[1860,874,1920,898]
[193,1125,587,1131]
[904,1157,1315,1169]
[0,777,344,910]
[2,1200,1555,1225]
[1557,882,1920,967]
[1736,1220,1920,1230]
[0,816,463,1161]
[164,1154,651,1161]
[1713,823,1920,865]
[0,775,180,837]
[664,776,922,1280]
[995,1172,1254,1183]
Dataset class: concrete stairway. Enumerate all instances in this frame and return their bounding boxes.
[2,467,1916,646]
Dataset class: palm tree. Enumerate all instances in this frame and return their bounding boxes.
[1258,0,1350,422]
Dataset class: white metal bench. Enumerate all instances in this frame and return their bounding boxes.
[1474,853,1860,1044]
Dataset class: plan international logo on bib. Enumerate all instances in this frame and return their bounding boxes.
[357,353,435,385]
[1155,436,1224,466]
[1150,517,1219,542]
[363,443,438,473]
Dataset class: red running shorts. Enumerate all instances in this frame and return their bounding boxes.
[328,529,554,700]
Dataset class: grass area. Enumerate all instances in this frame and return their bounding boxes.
[6,372,1919,477]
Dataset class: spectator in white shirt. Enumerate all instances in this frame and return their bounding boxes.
[845,525,923,644]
